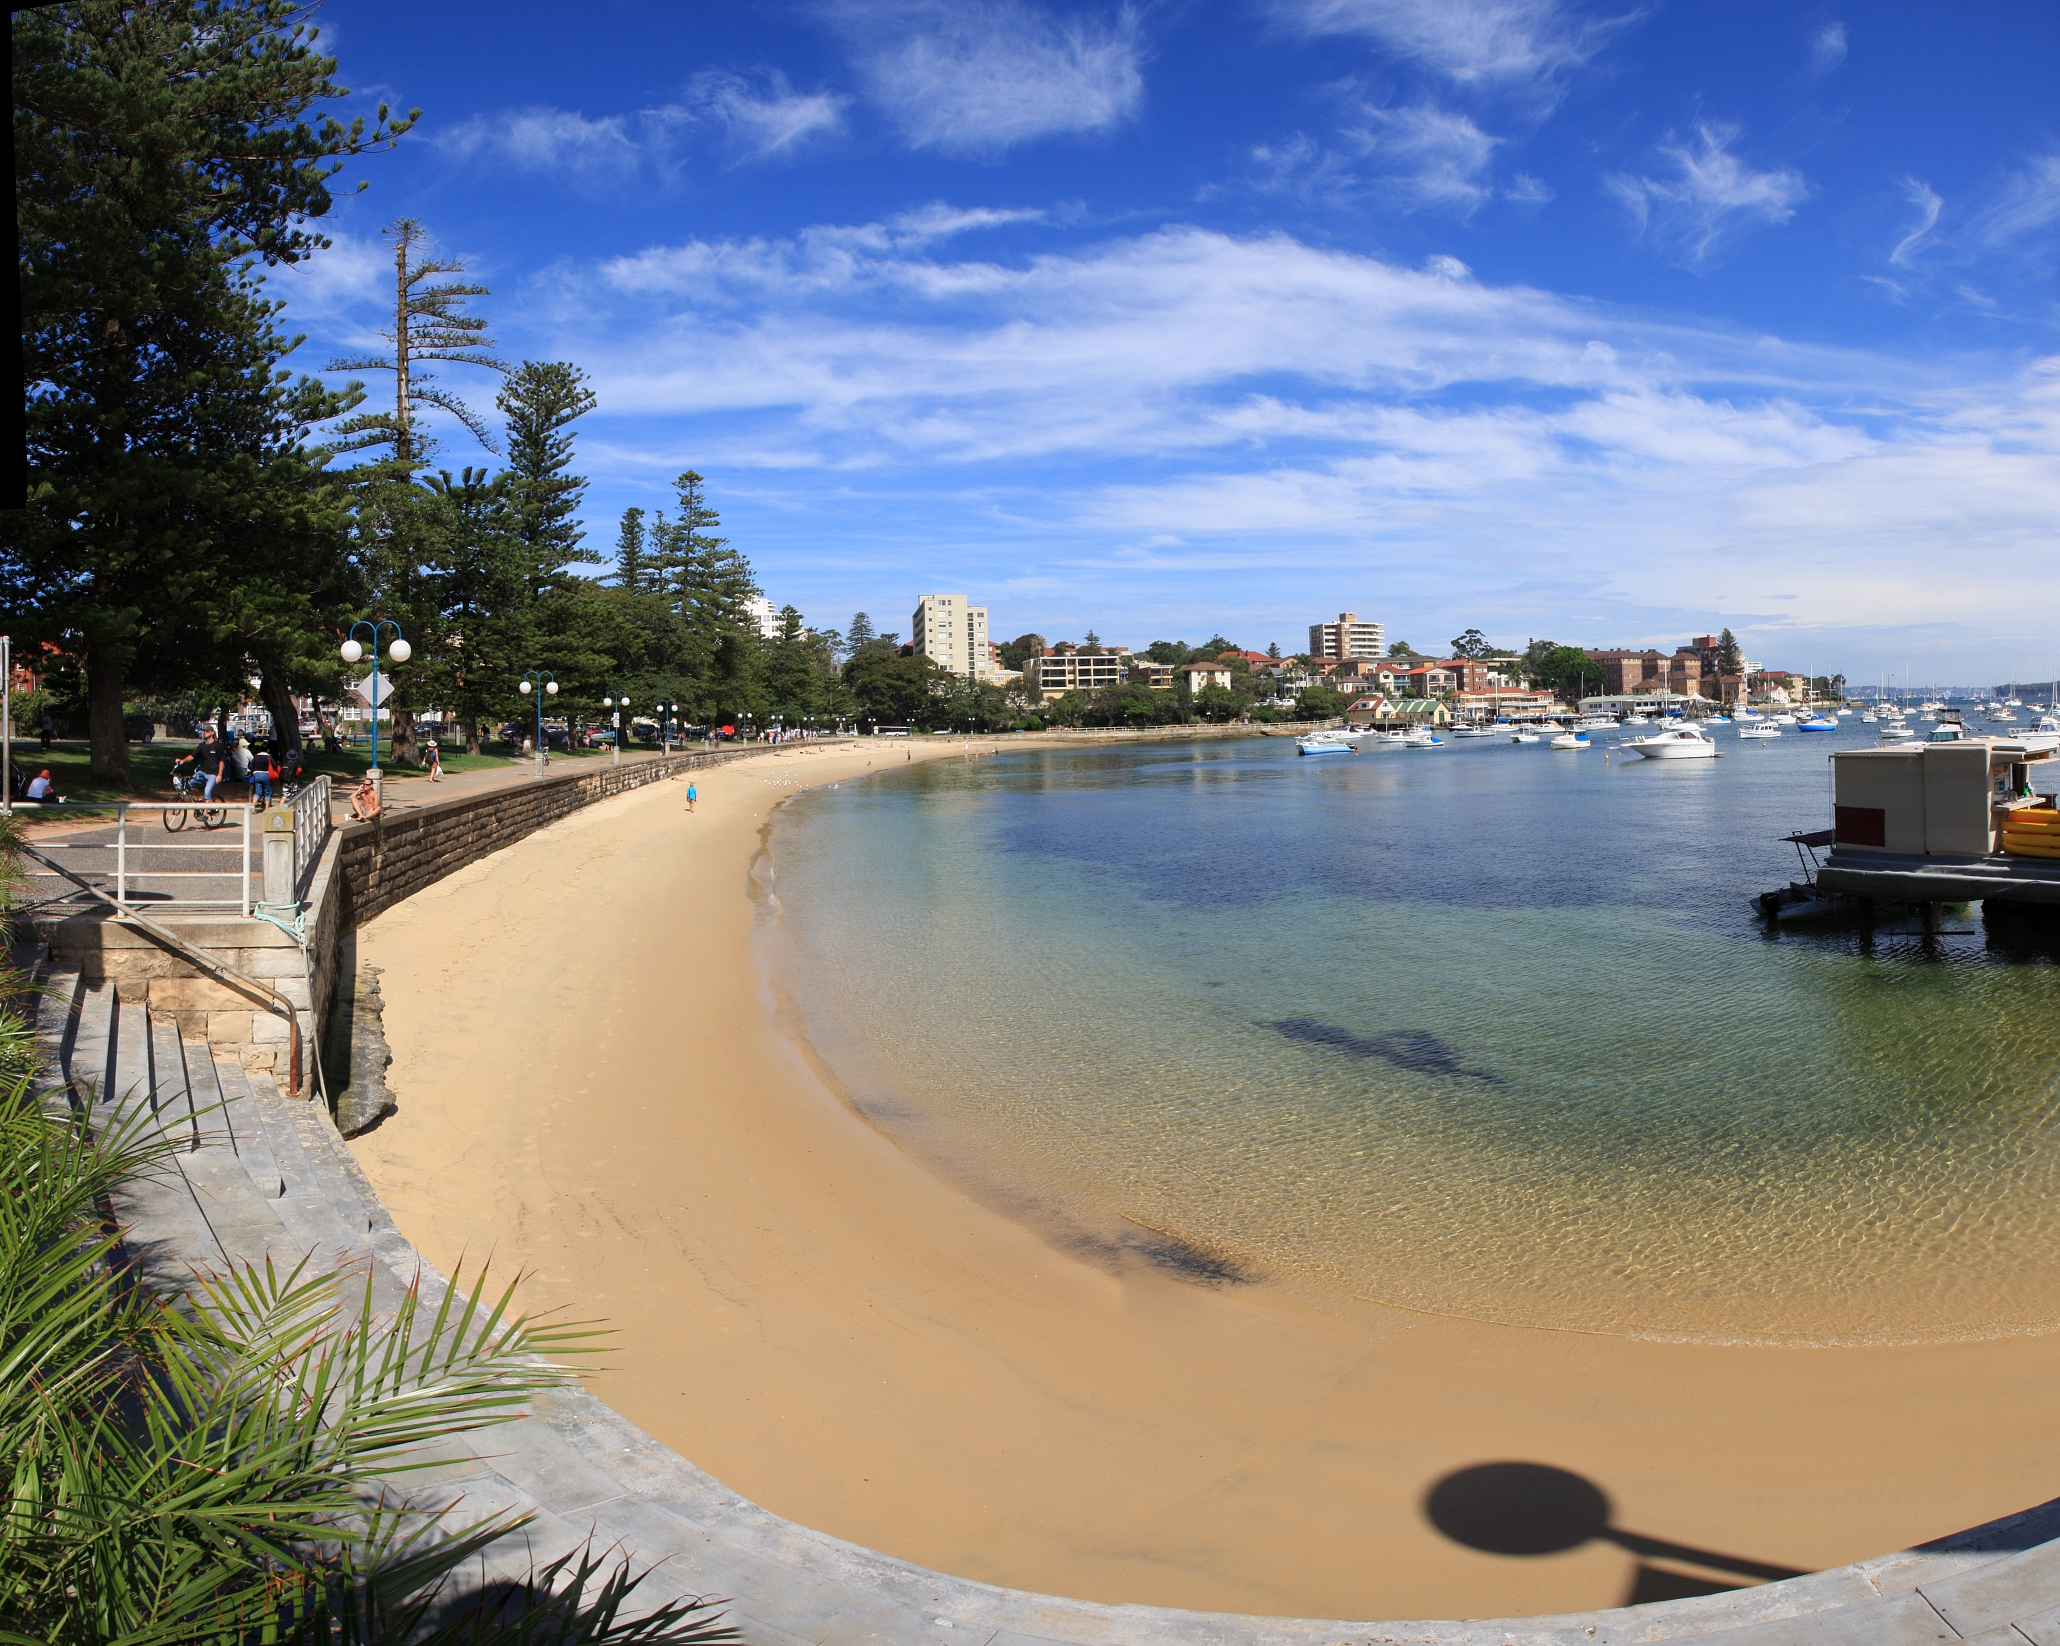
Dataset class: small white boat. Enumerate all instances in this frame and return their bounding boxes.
[1621,725,1717,760]
[1739,723,1781,740]
[1861,712,1878,723]
[1706,714,1732,725]
[1769,713,1798,726]
[1574,715,1614,731]
[1797,716,1838,732]
[1401,729,1446,748]
[1736,708,1764,722]
[1366,729,1410,747]
[2011,716,2060,755]
[1621,714,1652,726]
[1880,724,1916,742]
[1449,723,1497,738]
[1835,707,1853,716]
[1510,729,1541,744]
[1297,734,1354,756]
[1550,730,1590,750]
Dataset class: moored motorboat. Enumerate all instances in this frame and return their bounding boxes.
[1620,725,1717,760]
[1297,734,1354,756]
[1550,730,1590,750]
[1510,728,1541,743]
[1797,716,1838,732]
[1739,723,1780,739]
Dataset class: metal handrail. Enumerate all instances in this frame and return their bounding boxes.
[290,777,331,897]
[18,801,254,913]
[19,840,304,1097]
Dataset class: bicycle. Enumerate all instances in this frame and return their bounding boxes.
[165,764,228,831]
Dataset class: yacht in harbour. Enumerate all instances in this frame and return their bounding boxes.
[1621,724,1718,760]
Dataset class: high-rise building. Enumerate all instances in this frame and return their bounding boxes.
[744,595,782,640]
[911,593,990,677]
[1308,611,1385,660]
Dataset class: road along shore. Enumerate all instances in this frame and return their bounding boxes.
[350,736,2060,1621]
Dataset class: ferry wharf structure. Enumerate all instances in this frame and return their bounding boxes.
[1815,738,2060,909]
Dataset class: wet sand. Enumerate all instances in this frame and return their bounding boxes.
[350,738,2060,1622]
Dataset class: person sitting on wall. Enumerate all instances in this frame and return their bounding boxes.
[347,773,381,822]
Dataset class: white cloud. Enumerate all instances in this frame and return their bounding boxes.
[1808,20,1847,73]
[1973,152,2060,247]
[1344,103,1500,211]
[1607,122,1808,267]
[833,0,1144,154]
[443,106,643,176]
[1276,0,1621,107]
[436,72,847,181]
[693,70,848,159]
[1890,177,1942,267]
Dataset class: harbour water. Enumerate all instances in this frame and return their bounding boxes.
[762,726,2060,1348]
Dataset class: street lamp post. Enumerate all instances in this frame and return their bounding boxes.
[340,621,411,799]
[602,693,629,766]
[518,670,558,778]
[656,700,679,753]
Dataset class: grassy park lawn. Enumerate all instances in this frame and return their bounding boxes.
[17,736,629,805]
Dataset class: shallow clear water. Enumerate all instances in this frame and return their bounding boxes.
[764,728,2060,1346]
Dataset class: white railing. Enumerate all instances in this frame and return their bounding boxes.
[18,803,256,915]
[291,776,331,897]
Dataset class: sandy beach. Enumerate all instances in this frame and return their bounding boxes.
[349,738,2060,1622]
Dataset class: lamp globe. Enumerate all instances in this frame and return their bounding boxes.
[340,639,363,664]
[519,680,532,696]
[387,637,412,663]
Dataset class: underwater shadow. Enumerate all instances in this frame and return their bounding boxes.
[1265,1018,1503,1084]
[1423,1461,1806,1607]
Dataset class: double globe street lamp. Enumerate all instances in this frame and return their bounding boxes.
[601,693,630,766]
[340,621,411,795]
[518,670,557,778]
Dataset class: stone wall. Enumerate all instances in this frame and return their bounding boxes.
[327,748,753,929]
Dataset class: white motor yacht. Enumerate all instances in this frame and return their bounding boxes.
[1296,732,1355,756]
[1880,724,1916,742]
[1510,728,1541,743]
[1621,725,1717,760]
[1738,723,1780,740]
[1736,708,1764,722]
[2012,715,2060,755]
[1550,730,1590,750]
[1769,713,1799,726]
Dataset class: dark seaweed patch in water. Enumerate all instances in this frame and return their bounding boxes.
[1061,1219,1251,1285]
[1266,1017,1504,1084]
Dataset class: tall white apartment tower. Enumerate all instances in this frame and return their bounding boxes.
[911,594,990,677]
[1308,611,1385,659]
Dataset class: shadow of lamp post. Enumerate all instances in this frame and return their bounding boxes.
[1424,1462,1806,1608]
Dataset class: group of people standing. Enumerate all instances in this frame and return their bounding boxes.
[174,724,304,809]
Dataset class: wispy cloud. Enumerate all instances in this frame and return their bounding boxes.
[1808,20,1847,73]
[436,71,846,182]
[1607,122,1807,267]
[831,0,1144,154]
[1972,152,2060,247]
[1890,177,1942,267]
[1275,0,1625,109]
[693,70,848,159]
[1345,103,1500,210]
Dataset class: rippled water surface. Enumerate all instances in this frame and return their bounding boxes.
[765,729,2060,1345]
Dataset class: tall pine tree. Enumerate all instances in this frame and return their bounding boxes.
[8,0,413,780]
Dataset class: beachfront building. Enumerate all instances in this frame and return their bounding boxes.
[1129,661,1176,690]
[1026,646,1129,701]
[1308,611,1385,660]
[1180,661,1235,693]
[745,595,783,640]
[911,594,991,678]
[1455,689,1557,718]
[1585,647,1704,698]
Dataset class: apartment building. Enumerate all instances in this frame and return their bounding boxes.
[1584,648,1704,697]
[1308,611,1386,660]
[1180,661,1235,693]
[911,593,991,677]
[1026,647,1130,701]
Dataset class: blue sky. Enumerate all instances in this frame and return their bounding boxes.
[278,0,2060,683]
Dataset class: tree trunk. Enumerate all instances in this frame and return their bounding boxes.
[462,712,480,755]
[254,651,301,750]
[85,634,132,786]
[387,704,417,767]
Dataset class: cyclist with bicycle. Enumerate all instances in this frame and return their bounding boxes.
[194,730,228,800]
